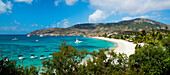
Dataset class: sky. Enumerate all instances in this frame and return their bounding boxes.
[0,0,170,34]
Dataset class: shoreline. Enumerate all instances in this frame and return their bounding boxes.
[80,37,136,65]
[93,37,136,57]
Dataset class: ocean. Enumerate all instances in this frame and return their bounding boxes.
[0,35,115,68]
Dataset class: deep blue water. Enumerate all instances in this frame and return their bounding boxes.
[0,35,114,68]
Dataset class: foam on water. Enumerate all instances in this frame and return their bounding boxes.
[0,35,114,68]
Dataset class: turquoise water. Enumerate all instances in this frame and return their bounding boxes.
[0,35,114,68]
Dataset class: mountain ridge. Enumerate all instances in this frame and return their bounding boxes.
[27,18,168,36]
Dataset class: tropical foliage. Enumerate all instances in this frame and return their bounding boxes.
[0,57,39,75]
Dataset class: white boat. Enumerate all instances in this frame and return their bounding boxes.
[75,38,82,43]
[12,38,18,41]
[39,55,47,60]
[18,55,25,60]
[5,59,10,62]
[27,35,30,37]
[30,54,37,59]
[36,40,39,42]
[48,54,52,57]
[40,35,43,37]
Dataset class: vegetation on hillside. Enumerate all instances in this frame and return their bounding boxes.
[28,18,168,36]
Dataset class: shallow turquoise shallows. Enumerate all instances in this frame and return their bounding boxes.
[0,35,114,68]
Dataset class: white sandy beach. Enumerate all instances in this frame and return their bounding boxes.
[93,37,136,57]
[80,37,136,65]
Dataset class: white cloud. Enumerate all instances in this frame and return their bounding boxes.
[14,0,33,4]
[122,15,152,21]
[0,26,30,34]
[0,26,17,31]
[54,1,59,6]
[57,19,70,28]
[41,25,44,27]
[158,18,170,20]
[51,24,56,28]
[122,15,150,21]
[162,18,170,20]
[52,19,70,28]
[54,0,62,6]
[31,24,38,27]
[14,20,21,25]
[65,0,78,6]
[81,0,88,2]
[54,0,78,6]
[122,17,134,21]
[122,14,161,21]
[89,0,170,15]
[0,0,12,14]
[89,9,115,22]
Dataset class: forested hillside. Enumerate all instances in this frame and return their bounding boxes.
[28,18,168,36]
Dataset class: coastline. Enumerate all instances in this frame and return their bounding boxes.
[80,37,136,65]
[93,37,136,57]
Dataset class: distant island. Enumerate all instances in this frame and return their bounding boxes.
[27,18,169,36]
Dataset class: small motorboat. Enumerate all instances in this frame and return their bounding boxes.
[75,38,82,43]
[39,55,47,60]
[30,54,37,59]
[5,59,10,62]
[18,55,25,60]
[48,54,52,57]
[36,40,39,42]
[12,38,18,41]
[27,35,30,37]
[39,35,43,37]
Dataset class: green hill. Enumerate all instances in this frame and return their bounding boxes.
[28,18,168,36]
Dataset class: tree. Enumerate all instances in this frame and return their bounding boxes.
[0,57,39,75]
[129,44,170,75]
[141,30,147,37]
[103,33,107,37]
[165,26,168,32]
[42,42,88,74]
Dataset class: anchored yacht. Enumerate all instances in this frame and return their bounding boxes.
[75,38,82,43]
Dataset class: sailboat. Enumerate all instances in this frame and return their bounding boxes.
[75,38,82,43]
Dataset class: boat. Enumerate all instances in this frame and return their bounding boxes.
[30,54,37,59]
[36,40,39,42]
[27,35,30,37]
[18,55,25,60]
[40,35,43,37]
[39,55,47,60]
[5,59,10,62]
[48,54,52,57]
[75,38,82,43]
[12,38,18,41]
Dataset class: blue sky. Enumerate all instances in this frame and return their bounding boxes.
[0,0,170,34]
